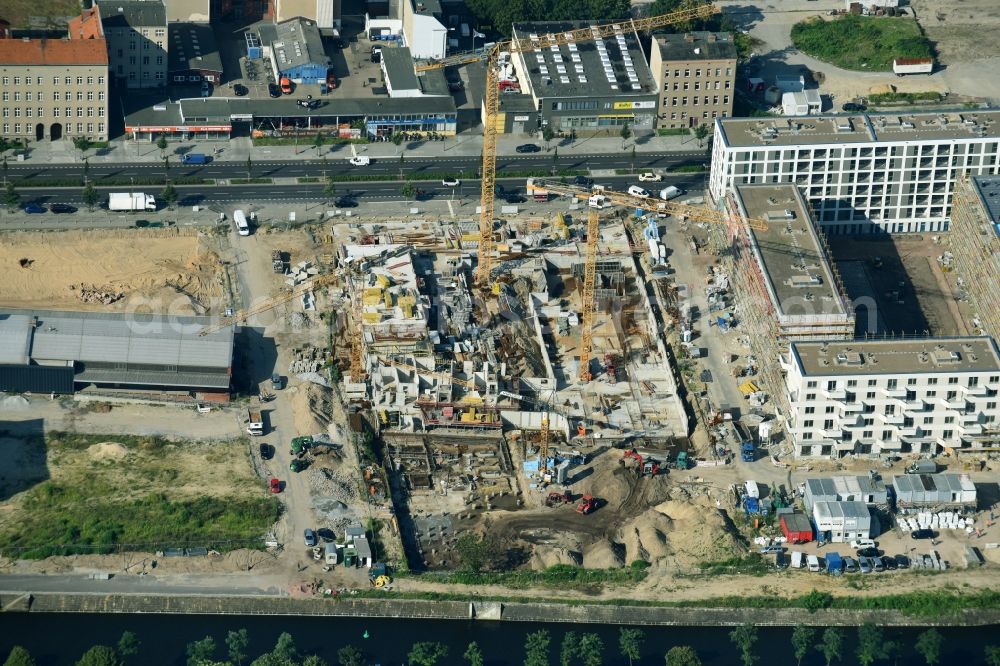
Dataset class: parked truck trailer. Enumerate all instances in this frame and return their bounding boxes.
[108,192,156,212]
[893,58,933,76]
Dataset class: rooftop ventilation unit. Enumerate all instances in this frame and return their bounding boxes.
[836,352,864,365]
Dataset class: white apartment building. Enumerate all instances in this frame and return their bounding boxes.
[710,110,1000,234]
[783,337,1000,458]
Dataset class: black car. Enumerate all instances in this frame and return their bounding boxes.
[335,197,358,208]
[573,175,593,188]
[49,203,77,214]
[894,554,910,569]
[233,84,249,97]
[842,102,866,112]
[857,547,881,558]
[880,555,897,571]
[504,194,526,204]
[259,443,274,460]
[911,528,937,540]
[268,83,282,98]
[515,143,540,153]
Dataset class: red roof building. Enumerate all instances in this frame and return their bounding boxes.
[780,512,814,544]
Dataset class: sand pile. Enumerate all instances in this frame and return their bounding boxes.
[615,497,743,567]
[531,546,581,569]
[582,539,624,569]
[88,442,129,461]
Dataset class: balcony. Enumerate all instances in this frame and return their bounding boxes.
[960,423,984,435]
[964,385,989,397]
[881,412,905,425]
[883,387,906,398]
[943,397,965,409]
[825,389,847,400]
[821,428,845,439]
[842,402,864,413]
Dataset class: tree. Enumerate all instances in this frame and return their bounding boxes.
[163,156,171,179]
[82,157,91,184]
[790,625,814,666]
[542,125,555,150]
[408,642,448,666]
[816,627,843,666]
[524,629,551,666]
[569,128,577,144]
[391,133,404,146]
[915,629,942,666]
[664,646,702,666]
[4,647,36,666]
[313,131,326,154]
[986,645,1000,666]
[2,181,19,211]
[156,134,168,158]
[729,625,758,666]
[162,182,178,209]
[187,637,217,666]
[577,633,604,666]
[856,623,883,666]
[245,156,253,181]
[272,634,298,662]
[83,182,99,210]
[302,656,328,666]
[226,629,249,666]
[2,155,7,186]
[117,632,140,663]
[73,135,93,161]
[619,628,644,666]
[324,176,337,203]
[619,122,631,149]
[400,180,417,202]
[76,646,122,666]
[464,642,484,666]
[882,640,902,666]
[560,632,579,666]
[694,124,710,148]
[336,645,362,666]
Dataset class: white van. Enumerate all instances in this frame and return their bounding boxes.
[807,554,821,572]
[349,155,371,166]
[234,209,250,236]
[627,185,650,198]
[791,551,803,569]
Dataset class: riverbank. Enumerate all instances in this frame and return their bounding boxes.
[3,592,999,627]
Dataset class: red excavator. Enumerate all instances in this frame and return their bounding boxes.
[576,495,599,515]
[545,490,574,507]
[622,448,661,476]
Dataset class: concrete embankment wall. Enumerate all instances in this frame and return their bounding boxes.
[2,593,999,627]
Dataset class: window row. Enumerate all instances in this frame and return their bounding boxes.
[1,107,105,118]
[2,91,105,102]
[664,67,733,78]
[2,122,105,135]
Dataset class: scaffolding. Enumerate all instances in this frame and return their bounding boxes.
[948,176,1000,339]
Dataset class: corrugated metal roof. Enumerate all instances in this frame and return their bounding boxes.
[0,314,33,364]
[75,368,231,389]
[805,478,837,496]
[814,500,870,520]
[781,512,812,532]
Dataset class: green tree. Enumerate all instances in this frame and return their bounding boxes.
[245,156,253,181]
[882,640,902,666]
[619,122,631,149]
[302,656,328,666]
[83,182,99,210]
[117,632,140,663]
[163,156,171,179]
[3,646,36,666]
[162,182,178,209]
[156,134,168,158]
[336,645,362,666]
[0,137,14,156]
[226,629,249,666]
[83,157,90,184]
[524,629,550,666]
[790,625,814,666]
[817,627,843,666]
[619,628,644,666]
[560,632,578,666]
[313,131,326,154]
[915,629,942,666]
[856,623,883,666]
[2,181,19,211]
[408,642,448,666]
[542,125,555,150]
[391,133,404,146]
[73,135,94,161]
[2,155,8,186]
[76,646,122,666]
[187,637,217,666]
[664,646,702,666]
[694,124,710,148]
[400,180,417,202]
[272,634,298,662]
[577,634,603,666]
[986,645,1000,666]
[729,625,758,666]
[324,176,337,202]
[464,642,484,666]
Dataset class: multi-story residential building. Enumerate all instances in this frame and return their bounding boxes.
[98,0,168,89]
[783,337,1000,458]
[710,110,1000,234]
[947,175,1000,340]
[165,0,210,23]
[0,37,109,142]
[509,21,658,133]
[649,31,735,130]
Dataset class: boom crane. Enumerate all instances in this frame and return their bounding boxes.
[579,209,600,382]
[415,4,720,290]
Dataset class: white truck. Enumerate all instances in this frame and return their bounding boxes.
[659,186,683,200]
[245,408,264,436]
[108,192,156,212]
[893,58,933,76]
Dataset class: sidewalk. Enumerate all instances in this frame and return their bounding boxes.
[16,129,707,166]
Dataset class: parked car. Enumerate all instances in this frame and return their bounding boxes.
[638,172,662,182]
[349,155,371,166]
[23,203,46,214]
[317,528,336,543]
[850,538,877,550]
[49,203,77,214]
[515,143,540,153]
[843,556,859,573]
[880,555,898,570]
[259,443,274,460]
[871,556,885,572]
[441,178,460,187]
[573,175,593,188]
[858,556,873,574]
[806,554,821,572]
[233,84,249,96]
[280,76,293,94]
[760,544,783,555]
[304,528,317,546]
[271,372,284,390]
[290,458,309,473]
[857,547,881,558]
[842,102,866,112]
[894,554,910,569]
[335,197,358,208]
[911,529,937,540]
[504,194,527,204]
[774,550,787,569]
[269,478,282,494]
[268,83,282,98]
[627,185,650,198]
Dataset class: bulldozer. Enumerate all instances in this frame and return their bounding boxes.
[576,495,599,515]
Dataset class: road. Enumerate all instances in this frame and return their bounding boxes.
[0,573,287,595]
[18,174,706,207]
[4,151,705,182]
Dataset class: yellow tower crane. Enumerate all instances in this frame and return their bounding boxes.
[579,209,600,382]
[349,276,366,383]
[415,3,720,290]
[539,414,550,476]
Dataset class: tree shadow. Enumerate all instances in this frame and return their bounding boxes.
[0,419,49,502]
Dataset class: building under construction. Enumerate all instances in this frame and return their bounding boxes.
[948,175,1000,339]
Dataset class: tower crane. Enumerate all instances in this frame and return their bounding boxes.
[415,3,721,290]
[579,209,600,382]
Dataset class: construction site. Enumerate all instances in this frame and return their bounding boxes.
[948,175,1000,340]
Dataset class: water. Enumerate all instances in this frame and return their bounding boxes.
[0,613,995,665]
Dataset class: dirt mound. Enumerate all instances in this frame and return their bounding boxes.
[619,511,674,564]
[530,545,582,569]
[87,442,129,460]
[642,497,744,567]
[580,462,673,516]
[582,539,624,569]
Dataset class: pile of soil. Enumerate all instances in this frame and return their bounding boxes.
[87,442,129,461]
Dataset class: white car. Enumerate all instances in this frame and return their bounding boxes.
[638,172,662,182]
[442,178,461,187]
[349,155,371,166]
[850,538,876,550]
[627,185,650,198]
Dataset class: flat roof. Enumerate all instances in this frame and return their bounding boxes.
[653,31,737,62]
[971,175,1000,225]
[168,22,222,73]
[813,500,870,520]
[734,184,846,318]
[98,0,166,27]
[382,47,420,91]
[718,110,1000,148]
[511,21,656,99]
[892,473,975,494]
[180,95,457,119]
[273,17,329,71]
[791,336,1000,376]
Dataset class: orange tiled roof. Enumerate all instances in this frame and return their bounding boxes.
[0,37,108,66]
[68,6,104,40]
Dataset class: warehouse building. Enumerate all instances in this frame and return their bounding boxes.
[812,500,874,543]
[509,21,658,133]
[892,473,977,512]
[709,110,1000,233]
[0,309,233,398]
[649,31,736,130]
[168,22,223,85]
[260,18,330,83]
[784,337,1000,458]
[803,475,889,512]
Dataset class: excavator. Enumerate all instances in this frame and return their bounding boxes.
[621,448,662,477]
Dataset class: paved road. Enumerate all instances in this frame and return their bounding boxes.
[0,573,286,596]
[4,152,706,182]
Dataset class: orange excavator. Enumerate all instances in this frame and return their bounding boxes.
[576,495,599,515]
[622,449,661,477]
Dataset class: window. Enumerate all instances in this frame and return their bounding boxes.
[802,433,813,440]
[867,379,877,387]
[65,107,71,117]
[3,76,10,85]
[98,92,105,101]
[87,91,94,101]
[726,67,732,75]
[881,430,893,440]
[76,76,83,85]
[926,390,936,397]
[1,109,7,118]
[129,56,136,65]
[949,377,959,384]
[823,419,834,430]
[98,122,105,134]
[944,416,955,424]
[806,393,816,401]
[156,55,163,65]
[13,92,20,102]
[1,124,6,134]
[863,417,874,426]
[942,429,953,439]
[847,380,858,387]
[98,76,105,85]
[969,377,979,388]
[13,76,20,85]
[907,378,917,386]
[987,401,997,410]
[827,381,837,390]
[804,406,816,414]
[77,123,83,133]
[991,375,999,383]
[947,390,957,400]
[885,405,896,415]
[13,108,20,118]
[64,76,71,85]
[53,108,59,117]
[866,391,875,399]
[807,381,817,388]
[715,67,720,76]
[803,420,814,428]
[77,107,84,117]
[87,108,94,117]
[87,123,93,134]
[929,377,938,385]
[36,108,42,117]
[922,416,933,425]
[143,56,149,65]
[98,107,105,117]
[862,430,873,439]
[887,379,897,390]
[684,69,690,77]
[695,68,701,77]
[13,124,19,134]
[825,406,835,414]
[0,92,5,101]
[723,95,730,104]
[76,92,83,101]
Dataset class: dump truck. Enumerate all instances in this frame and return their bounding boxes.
[245,409,264,436]
[893,58,933,76]
[108,192,156,211]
